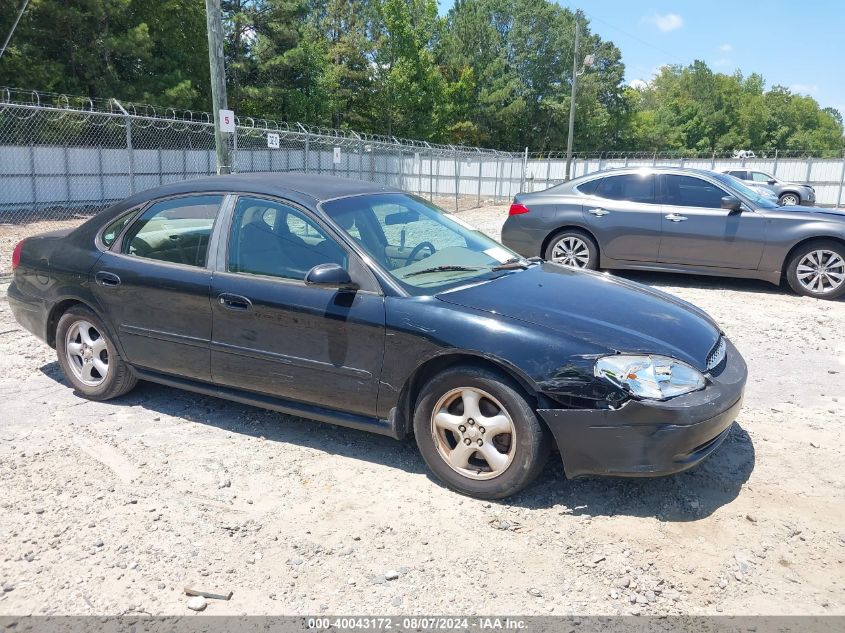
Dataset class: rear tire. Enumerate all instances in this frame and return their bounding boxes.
[56,306,138,400]
[785,240,845,300]
[544,229,599,270]
[413,365,550,499]
[778,192,800,206]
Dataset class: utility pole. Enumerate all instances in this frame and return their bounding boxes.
[564,14,581,182]
[205,0,231,174]
[0,0,31,61]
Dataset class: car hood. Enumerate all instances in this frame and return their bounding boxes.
[437,263,721,371]
[777,205,845,218]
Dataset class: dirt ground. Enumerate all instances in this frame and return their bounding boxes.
[0,204,843,617]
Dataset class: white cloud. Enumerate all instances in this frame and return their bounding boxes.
[644,12,684,32]
[719,43,733,52]
[629,79,648,90]
[789,83,819,95]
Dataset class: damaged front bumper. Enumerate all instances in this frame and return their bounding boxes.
[538,339,747,478]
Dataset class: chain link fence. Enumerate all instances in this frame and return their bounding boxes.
[2,87,845,274]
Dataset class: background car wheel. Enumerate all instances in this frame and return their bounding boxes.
[413,365,550,499]
[544,230,599,270]
[56,306,138,400]
[778,192,800,206]
[785,240,845,300]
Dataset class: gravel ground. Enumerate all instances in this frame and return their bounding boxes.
[0,204,844,617]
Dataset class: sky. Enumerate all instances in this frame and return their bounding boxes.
[438,0,845,120]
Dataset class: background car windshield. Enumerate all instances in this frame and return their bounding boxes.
[322,193,520,295]
[712,172,778,208]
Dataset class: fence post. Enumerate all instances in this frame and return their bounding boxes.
[546,156,552,189]
[359,140,364,181]
[476,156,483,208]
[711,151,716,171]
[304,133,310,173]
[520,147,527,193]
[398,146,403,189]
[773,149,779,178]
[124,114,135,194]
[62,145,70,213]
[805,155,813,183]
[837,150,845,209]
[28,144,37,212]
[97,145,105,202]
[494,156,500,202]
[454,148,460,212]
[429,151,434,202]
[157,147,163,185]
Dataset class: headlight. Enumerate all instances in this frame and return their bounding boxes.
[594,355,706,400]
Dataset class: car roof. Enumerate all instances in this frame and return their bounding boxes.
[136,172,401,204]
[577,166,732,180]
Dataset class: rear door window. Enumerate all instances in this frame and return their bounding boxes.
[121,195,222,267]
[595,174,656,204]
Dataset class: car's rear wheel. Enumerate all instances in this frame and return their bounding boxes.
[778,192,800,206]
[785,240,845,300]
[56,306,138,400]
[413,366,550,499]
[544,230,598,270]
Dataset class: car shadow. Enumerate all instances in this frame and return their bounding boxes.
[504,423,755,521]
[613,269,845,302]
[39,362,754,520]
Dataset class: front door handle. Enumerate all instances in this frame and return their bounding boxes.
[217,293,252,311]
[95,271,121,287]
[665,213,688,222]
[588,208,609,217]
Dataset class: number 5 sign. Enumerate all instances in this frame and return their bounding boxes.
[219,109,236,133]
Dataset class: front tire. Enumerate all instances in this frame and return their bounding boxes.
[544,229,599,270]
[785,240,845,299]
[779,192,800,206]
[413,366,550,499]
[56,306,138,400]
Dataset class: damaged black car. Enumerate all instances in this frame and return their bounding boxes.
[8,174,747,499]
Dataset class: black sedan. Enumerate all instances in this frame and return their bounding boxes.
[8,174,747,499]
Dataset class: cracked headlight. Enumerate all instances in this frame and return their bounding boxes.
[594,355,706,401]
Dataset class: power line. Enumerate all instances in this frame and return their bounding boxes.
[0,0,31,61]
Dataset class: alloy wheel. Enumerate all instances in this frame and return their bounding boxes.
[65,320,109,386]
[551,236,590,268]
[780,194,799,206]
[430,387,516,480]
[796,250,845,295]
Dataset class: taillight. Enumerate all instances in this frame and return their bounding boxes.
[509,203,530,216]
[11,239,25,270]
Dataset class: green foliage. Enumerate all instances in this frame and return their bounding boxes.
[0,0,842,152]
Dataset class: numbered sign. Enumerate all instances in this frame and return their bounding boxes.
[219,109,236,133]
[267,133,280,149]
[333,147,342,164]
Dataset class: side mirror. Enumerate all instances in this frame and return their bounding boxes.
[767,179,777,185]
[721,196,742,212]
[304,263,358,291]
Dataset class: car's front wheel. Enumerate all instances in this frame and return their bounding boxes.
[778,192,800,206]
[785,240,845,300]
[413,366,550,499]
[544,230,599,270]
[56,306,138,400]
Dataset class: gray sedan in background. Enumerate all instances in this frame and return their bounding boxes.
[722,169,816,207]
[501,167,845,300]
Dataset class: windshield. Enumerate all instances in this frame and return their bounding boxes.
[322,193,523,295]
[711,172,779,209]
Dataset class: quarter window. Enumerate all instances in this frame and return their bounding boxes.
[228,197,347,280]
[660,175,729,208]
[121,195,221,266]
[101,212,134,247]
[595,174,655,204]
[751,171,772,182]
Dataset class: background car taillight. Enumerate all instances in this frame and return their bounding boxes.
[11,239,25,270]
[509,203,530,216]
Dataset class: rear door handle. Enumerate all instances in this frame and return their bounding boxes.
[588,208,609,217]
[95,271,121,287]
[217,293,252,311]
[665,213,688,222]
